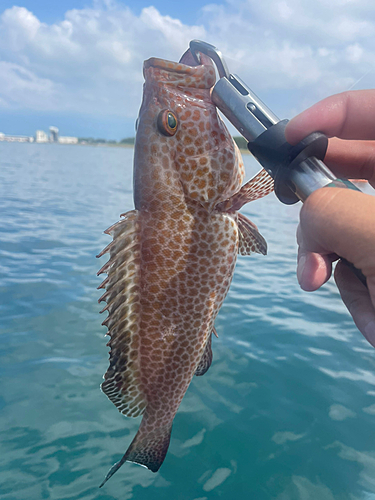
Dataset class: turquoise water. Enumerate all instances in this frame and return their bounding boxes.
[1,142,375,500]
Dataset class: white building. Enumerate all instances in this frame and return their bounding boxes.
[0,132,34,142]
[36,130,49,143]
[58,136,78,144]
[0,128,79,145]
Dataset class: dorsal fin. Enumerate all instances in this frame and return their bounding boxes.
[97,210,147,418]
[195,333,213,376]
[237,212,267,255]
[216,168,274,212]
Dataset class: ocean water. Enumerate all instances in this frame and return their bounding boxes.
[1,141,375,500]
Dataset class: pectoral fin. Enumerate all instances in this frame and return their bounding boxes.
[216,168,274,212]
[238,212,267,255]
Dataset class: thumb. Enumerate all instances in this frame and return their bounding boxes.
[335,260,375,346]
[298,187,375,339]
[299,187,375,278]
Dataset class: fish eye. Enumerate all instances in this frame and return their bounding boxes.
[157,110,178,136]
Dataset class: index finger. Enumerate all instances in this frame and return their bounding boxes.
[324,137,375,187]
[285,90,375,144]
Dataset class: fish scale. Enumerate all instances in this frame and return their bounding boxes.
[97,48,274,486]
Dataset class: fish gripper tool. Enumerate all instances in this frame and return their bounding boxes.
[189,39,367,288]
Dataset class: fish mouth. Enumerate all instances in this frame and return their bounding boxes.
[179,48,200,67]
[143,49,216,89]
[144,49,214,74]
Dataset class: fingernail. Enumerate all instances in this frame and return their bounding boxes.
[297,254,306,285]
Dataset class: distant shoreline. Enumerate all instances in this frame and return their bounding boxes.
[0,140,250,153]
[0,140,134,149]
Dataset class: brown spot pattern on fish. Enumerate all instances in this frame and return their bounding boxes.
[98,49,273,486]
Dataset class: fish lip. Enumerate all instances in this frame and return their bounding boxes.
[144,50,212,73]
[179,48,200,67]
[144,57,195,73]
[143,55,215,90]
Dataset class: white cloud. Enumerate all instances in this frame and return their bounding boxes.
[0,4,206,117]
[1,6,41,50]
[0,0,375,131]
[140,6,204,46]
[346,43,364,64]
[201,0,375,98]
[0,61,58,109]
[277,1,294,20]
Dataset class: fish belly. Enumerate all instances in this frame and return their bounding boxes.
[137,203,238,426]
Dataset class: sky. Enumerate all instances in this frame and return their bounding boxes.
[0,0,375,140]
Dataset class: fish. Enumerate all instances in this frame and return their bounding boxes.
[97,47,274,486]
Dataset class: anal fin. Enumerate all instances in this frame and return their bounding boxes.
[238,212,267,255]
[195,333,213,376]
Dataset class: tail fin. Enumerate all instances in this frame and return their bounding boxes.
[99,423,172,487]
[99,456,127,488]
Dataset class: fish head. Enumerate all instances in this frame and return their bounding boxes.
[133,49,245,212]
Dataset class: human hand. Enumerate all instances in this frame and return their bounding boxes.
[284,91,375,345]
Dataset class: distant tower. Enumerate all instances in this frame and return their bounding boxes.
[49,126,59,142]
[36,130,49,143]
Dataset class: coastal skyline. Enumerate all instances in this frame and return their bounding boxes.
[1,0,375,140]
[0,125,135,144]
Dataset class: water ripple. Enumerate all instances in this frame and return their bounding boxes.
[0,144,374,499]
